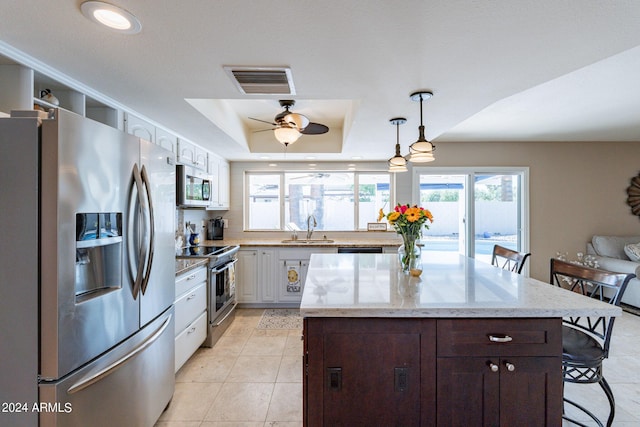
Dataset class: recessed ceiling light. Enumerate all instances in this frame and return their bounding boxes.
[351,156,362,160]
[308,163,317,167]
[259,156,271,160]
[269,163,278,167]
[81,1,142,34]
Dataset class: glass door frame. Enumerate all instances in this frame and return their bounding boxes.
[412,166,530,269]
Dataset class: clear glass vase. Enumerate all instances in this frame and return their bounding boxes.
[398,237,421,273]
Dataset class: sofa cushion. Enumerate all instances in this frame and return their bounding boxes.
[624,243,640,262]
[592,235,640,260]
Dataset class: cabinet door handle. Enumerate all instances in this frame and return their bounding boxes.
[488,334,513,343]
[187,293,196,300]
[504,362,515,372]
[187,274,196,280]
[488,362,499,372]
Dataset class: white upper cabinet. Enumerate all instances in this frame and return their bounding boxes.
[155,127,178,155]
[177,138,207,170]
[124,112,155,143]
[207,154,230,210]
[218,160,230,208]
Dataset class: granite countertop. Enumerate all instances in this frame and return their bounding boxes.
[175,258,208,276]
[300,252,622,318]
[197,238,402,248]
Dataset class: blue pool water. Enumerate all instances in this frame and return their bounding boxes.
[423,239,516,254]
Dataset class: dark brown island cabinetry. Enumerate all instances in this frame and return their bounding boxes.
[304,317,562,427]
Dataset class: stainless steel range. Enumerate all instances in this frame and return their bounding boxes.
[176,245,239,347]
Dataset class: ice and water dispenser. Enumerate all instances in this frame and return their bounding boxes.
[75,213,123,302]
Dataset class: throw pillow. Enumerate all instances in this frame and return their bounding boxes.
[624,243,640,262]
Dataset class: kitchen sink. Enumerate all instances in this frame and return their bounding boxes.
[281,239,335,244]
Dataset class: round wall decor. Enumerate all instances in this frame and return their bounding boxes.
[626,172,640,216]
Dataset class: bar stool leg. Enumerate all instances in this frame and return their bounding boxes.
[599,376,615,427]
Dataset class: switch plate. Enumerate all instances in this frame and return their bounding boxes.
[395,367,409,392]
[327,367,342,391]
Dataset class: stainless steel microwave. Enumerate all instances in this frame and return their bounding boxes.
[176,164,212,207]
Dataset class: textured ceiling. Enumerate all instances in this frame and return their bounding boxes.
[1,1,639,161]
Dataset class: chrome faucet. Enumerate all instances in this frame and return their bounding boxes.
[306,214,317,240]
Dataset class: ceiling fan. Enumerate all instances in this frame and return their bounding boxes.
[249,100,329,146]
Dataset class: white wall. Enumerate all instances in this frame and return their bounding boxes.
[227,140,640,282]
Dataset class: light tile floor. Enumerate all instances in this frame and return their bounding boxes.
[156,308,640,427]
[156,308,303,427]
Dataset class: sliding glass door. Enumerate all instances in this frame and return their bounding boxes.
[413,168,528,267]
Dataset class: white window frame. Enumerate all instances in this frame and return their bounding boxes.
[412,166,530,264]
[244,170,395,231]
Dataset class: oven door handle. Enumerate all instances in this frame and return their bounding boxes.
[210,258,237,274]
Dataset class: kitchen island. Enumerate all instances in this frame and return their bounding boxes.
[300,252,620,426]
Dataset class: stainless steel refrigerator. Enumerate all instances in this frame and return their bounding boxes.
[0,109,176,427]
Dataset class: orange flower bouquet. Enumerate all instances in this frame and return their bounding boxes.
[379,204,434,272]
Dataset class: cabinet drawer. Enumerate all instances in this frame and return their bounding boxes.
[175,311,207,372]
[174,282,207,335]
[437,318,562,357]
[175,266,207,298]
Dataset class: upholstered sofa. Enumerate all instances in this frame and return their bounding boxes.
[586,235,640,309]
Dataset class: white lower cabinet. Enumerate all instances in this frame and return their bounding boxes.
[236,247,336,306]
[174,312,207,372]
[236,249,275,304]
[277,248,336,304]
[174,266,208,372]
[236,250,259,303]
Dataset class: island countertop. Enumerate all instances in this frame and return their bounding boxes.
[300,253,621,318]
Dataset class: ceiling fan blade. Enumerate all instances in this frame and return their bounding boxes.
[252,128,275,133]
[301,122,329,135]
[248,117,277,126]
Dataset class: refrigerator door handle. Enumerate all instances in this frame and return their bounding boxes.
[140,165,155,295]
[129,163,149,300]
[66,313,172,395]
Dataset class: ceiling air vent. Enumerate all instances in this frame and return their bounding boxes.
[224,66,296,95]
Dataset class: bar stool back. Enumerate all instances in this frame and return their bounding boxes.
[491,244,530,274]
[550,258,635,427]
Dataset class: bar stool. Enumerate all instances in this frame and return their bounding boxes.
[549,258,635,427]
[491,244,531,274]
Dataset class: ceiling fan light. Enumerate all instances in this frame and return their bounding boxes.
[274,126,301,145]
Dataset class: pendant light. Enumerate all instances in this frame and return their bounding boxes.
[408,91,435,163]
[387,117,408,173]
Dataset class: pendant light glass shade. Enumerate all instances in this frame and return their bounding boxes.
[409,126,435,163]
[274,125,302,146]
[409,91,435,163]
[387,118,408,173]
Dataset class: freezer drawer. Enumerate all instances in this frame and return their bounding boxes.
[175,311,207,372]
[39,309,175,427]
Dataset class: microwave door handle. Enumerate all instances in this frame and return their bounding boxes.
[140,165,155,295]
[129,163,148,300]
